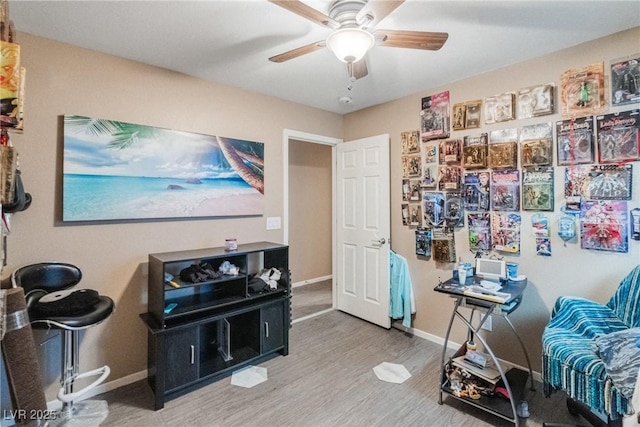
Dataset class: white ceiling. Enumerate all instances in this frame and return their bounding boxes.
[8,0,640,114]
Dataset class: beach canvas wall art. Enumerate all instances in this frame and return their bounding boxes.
[63,115,264,222]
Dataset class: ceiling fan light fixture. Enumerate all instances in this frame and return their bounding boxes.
[326,28,374,63]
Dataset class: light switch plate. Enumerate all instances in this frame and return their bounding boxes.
[266,216,281,230]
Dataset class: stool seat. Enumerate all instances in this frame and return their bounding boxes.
[13,262,82,292]
[29,296,115,330]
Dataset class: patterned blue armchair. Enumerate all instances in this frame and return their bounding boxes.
[542,265,640,422]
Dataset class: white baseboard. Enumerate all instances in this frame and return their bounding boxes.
[292,275,332,288]
[292,308,334,324]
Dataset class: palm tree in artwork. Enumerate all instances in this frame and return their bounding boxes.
[64,115,264,194]
[216,136,264,194]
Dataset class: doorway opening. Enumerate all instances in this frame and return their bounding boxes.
[283,130,340,322]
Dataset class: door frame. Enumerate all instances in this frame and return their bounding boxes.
[282,129,342,308]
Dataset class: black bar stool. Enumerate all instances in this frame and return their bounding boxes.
[11,262,114,425]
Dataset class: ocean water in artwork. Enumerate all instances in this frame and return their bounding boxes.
[63,174,259,221]
[62,115,264,221]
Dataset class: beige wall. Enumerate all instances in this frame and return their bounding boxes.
[344,27,640,371]
[288,139,332,283]
[3,32,342,400]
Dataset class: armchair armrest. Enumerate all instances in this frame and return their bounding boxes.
[549,296,629,339]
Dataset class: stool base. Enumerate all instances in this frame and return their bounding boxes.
[50,400,109,427]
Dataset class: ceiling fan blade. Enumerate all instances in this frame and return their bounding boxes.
[348,59,368,80]
[269,40,326,63]
[357,0,404,29]
[374,29,448,50]
[269,0,339,29]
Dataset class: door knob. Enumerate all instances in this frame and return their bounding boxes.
[372,238,386,247]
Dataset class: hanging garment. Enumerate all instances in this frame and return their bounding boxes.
[389,250,416,328]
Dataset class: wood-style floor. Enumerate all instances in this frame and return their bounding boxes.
[291,280,332,320]
[96,310,581,427]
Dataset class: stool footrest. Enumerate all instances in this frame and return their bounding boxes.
[57,365,110,403]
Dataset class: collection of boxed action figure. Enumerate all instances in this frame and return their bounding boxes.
[401,56,640,260]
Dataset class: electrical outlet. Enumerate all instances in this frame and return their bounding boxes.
[481,316,492,332]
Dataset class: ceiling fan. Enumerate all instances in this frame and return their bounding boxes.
[268,0,448,80]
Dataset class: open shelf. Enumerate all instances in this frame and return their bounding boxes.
[441,367,528,421]
[163,273,249,292]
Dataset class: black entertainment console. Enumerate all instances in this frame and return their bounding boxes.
[140,242,290,410]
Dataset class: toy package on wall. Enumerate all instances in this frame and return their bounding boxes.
[409,204,422,227]
[402,154,421,178]
[491,212,522,254]
[596,109,640,163]
[444,192,464,228]
[484,92,515,124]
[402,179,411,202]
[401,203,409,226]
[580,200,628,253]
[468,213,491,252]
[631,208,640,241]
[401,130,420,154]
[532,213,551,256]
[432,228,456,263]
[463,171,491,212]
[422,142,438,188]
[420,91,450,142]
[588,164,632,200]
[408,180,422,201]
[462,133,488,169]
[556,116,595,166]
[465,100,482,129]
[491,169,520,211]
[610,55,640,106]
[421,165,437,189]
[452,103,466,131]
[516,83,555,119]
[402,180,418,205]
[560,62,605,118]
[558,212,578,245]
[564,166,591,211]
[438,139,462,164]
[438,166,461,191]
[422,191,445,228]
[536,238,552,256]
[488,128,518,169]
[423,143,437,163]
[415,228,432,257]
[520,122,553,167]
[522,167,554,211]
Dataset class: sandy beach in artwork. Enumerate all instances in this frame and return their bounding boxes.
[192,193,263,217]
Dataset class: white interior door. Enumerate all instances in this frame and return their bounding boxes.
[336,134,390,328]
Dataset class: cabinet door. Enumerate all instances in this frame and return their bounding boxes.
[261,302,284,353]
[165,326,198,391]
